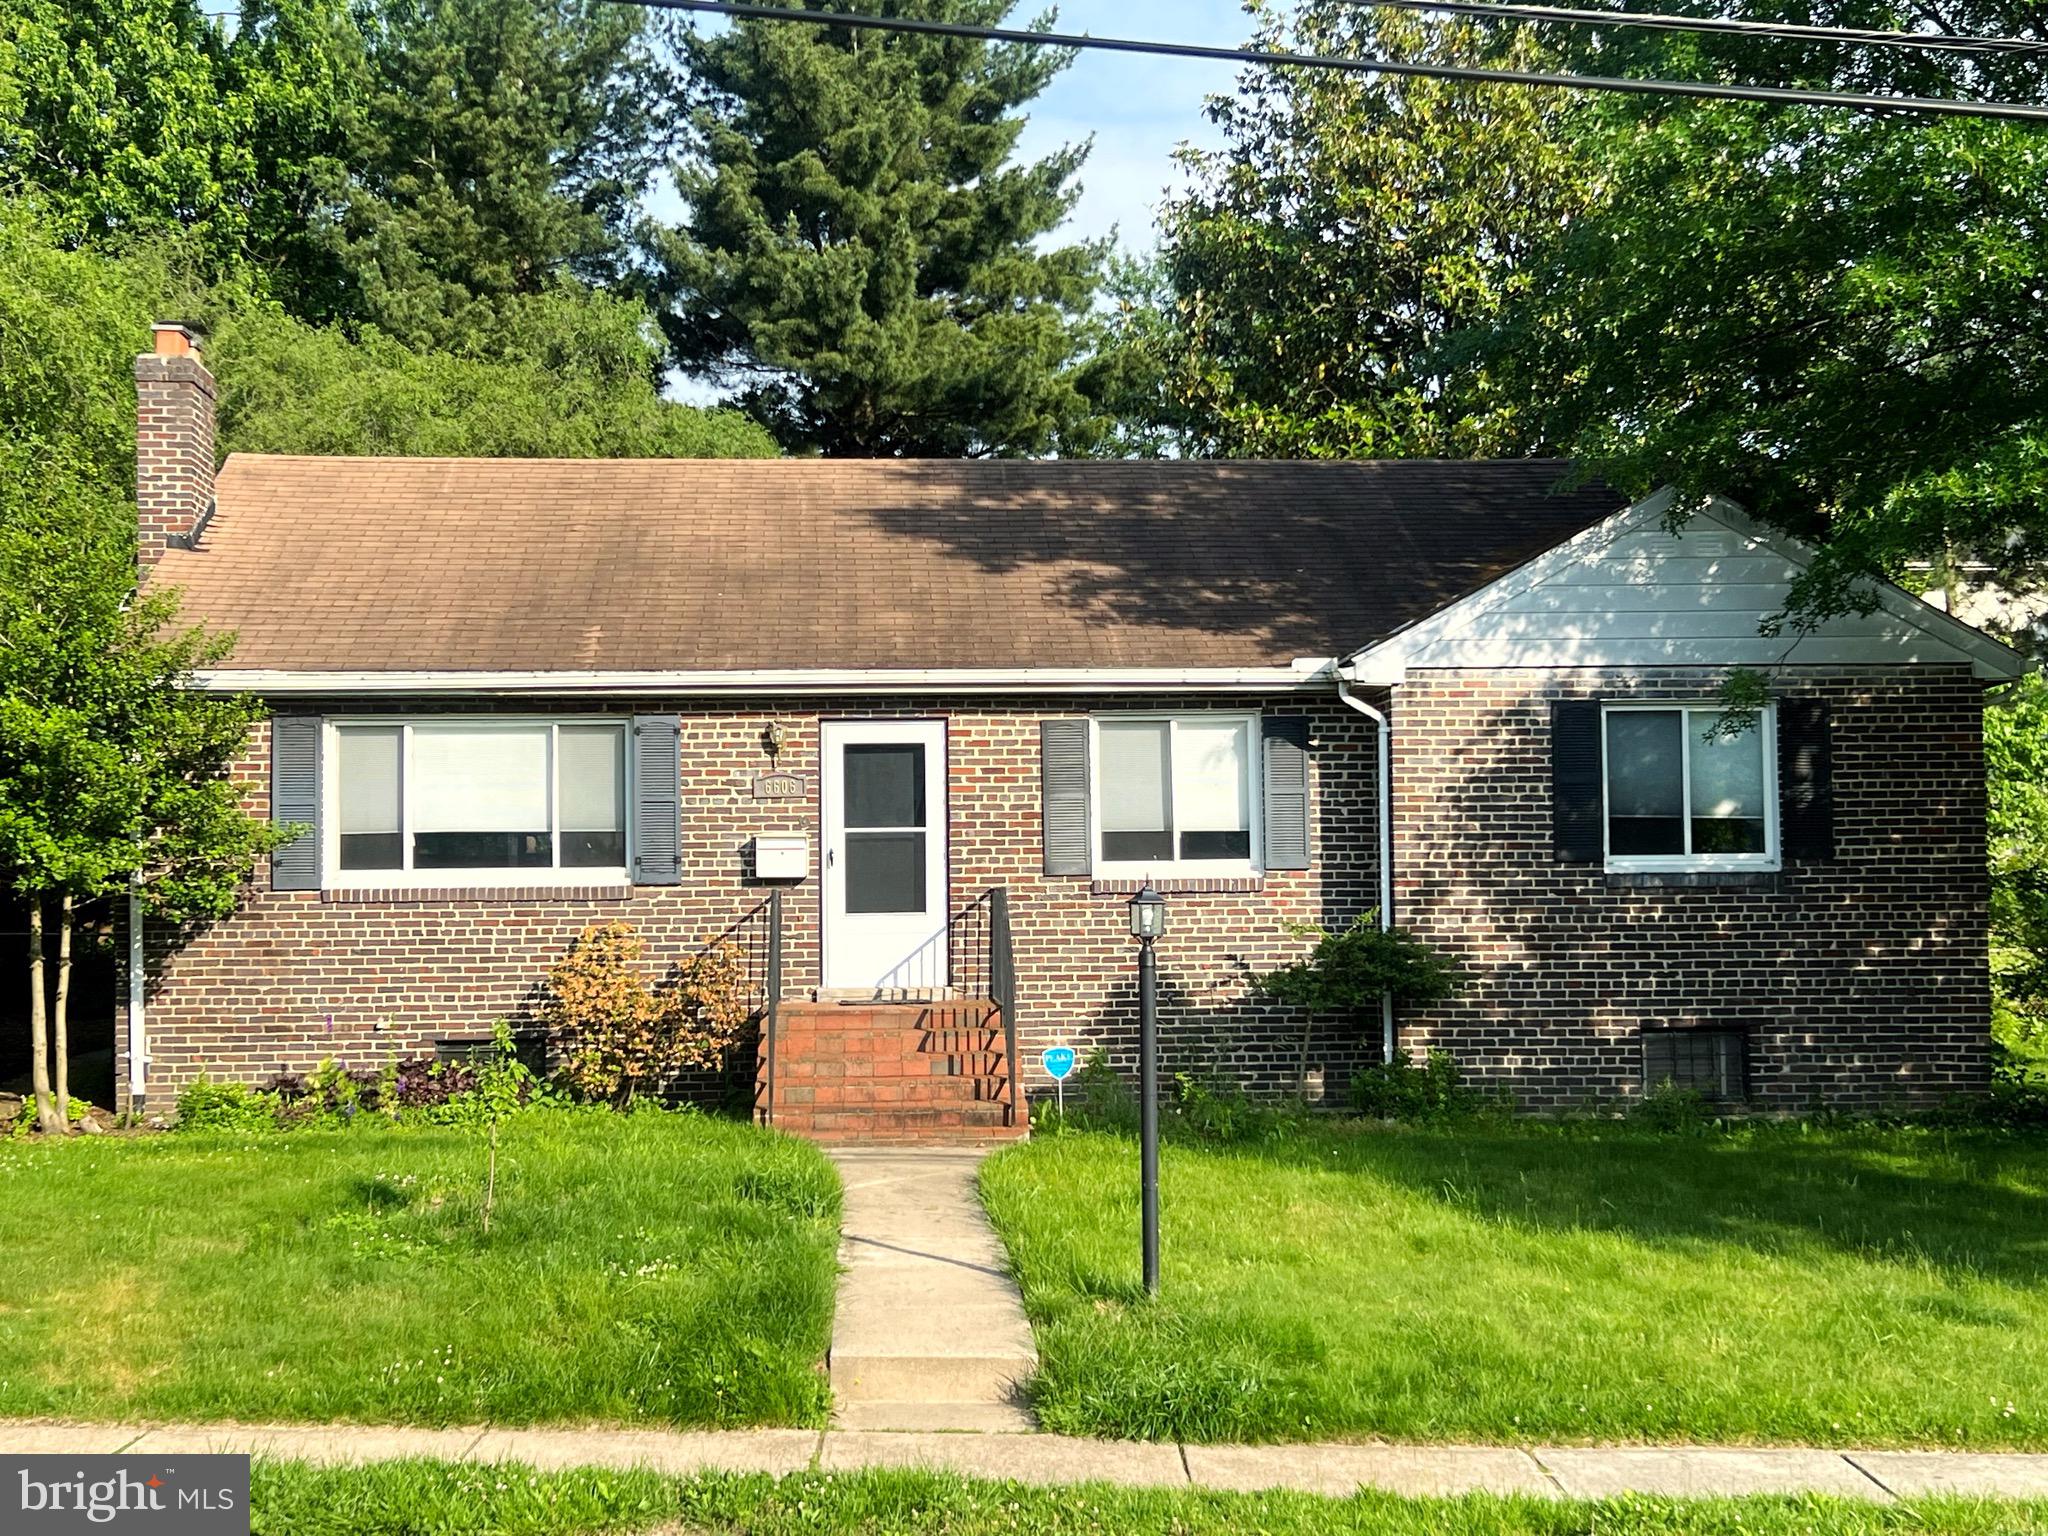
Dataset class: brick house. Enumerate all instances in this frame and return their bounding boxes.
[122,324,2025,1132]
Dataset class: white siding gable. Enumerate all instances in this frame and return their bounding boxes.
[1345,490,2026,683]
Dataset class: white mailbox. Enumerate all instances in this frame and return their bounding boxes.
[753,834,809,881]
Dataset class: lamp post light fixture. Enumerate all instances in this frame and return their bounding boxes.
[1126,882,1166,1295]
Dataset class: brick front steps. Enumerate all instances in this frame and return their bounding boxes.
[759,1001,1025,1144]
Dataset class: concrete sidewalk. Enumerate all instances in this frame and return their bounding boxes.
[824,1146,1037,1433]
[8,1420,2048,1502]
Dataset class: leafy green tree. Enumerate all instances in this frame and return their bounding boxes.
[0,209,284,1133]
[208,287,778,458]
[0,494,284,1133]
[1142,2,1595,458]
[0,0,359,285]
[0,0,666,349]
[1466,3,2048,624]
[1987,675,2048,1082]
[653,0,1109,456]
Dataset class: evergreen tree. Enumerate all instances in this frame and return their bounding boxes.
[653,0,1108,457]
[334,0,670,346]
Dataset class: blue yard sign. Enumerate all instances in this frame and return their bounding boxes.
[1042,1046,1078,1119]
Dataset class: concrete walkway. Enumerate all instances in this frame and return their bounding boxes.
[823,1146,1037,1432]
[7,1421,2048,1501]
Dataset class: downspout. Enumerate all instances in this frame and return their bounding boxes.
[1336,676,1396,1064]
[127,876,146,1119]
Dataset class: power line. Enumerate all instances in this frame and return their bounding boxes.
[1357,0,2048,58]
[608,0,2048,120]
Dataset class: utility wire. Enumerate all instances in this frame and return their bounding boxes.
[1357,0,2048,57]
[607,0,2048,120]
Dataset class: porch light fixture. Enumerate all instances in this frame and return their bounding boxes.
[762,721,787,759]
[1127,882,1166,941]
[1127,881,1165,1294]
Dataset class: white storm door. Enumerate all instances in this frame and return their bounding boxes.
[821,719,949,991]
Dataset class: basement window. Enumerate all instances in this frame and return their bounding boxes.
[1642,1028,1748,1103]
[328,718,627,887]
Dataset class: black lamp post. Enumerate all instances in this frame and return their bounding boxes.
[1127,882,1166,1295]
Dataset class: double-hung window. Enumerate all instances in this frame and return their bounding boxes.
[329,719,628,886]
[1093,714,1259,876]
[1603,704,1778,871]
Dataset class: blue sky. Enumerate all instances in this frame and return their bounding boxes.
[1008,0,1254,253]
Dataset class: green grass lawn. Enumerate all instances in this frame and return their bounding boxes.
[980,1120,2048,1446]
[247,1461,2048,1536]
[0,1111,839,1428]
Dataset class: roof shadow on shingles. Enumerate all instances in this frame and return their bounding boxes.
[163,456,1627,673]
[848,460,1625,663]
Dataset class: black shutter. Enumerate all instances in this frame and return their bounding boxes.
[1552,700,1604,864]
[1040,719,1091,876]
[1779,698,1834,860]
[1261,716,1312,871]
[631,714,682,885]
[269,715,322,891]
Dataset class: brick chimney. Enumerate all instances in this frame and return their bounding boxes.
[133,322,217,575]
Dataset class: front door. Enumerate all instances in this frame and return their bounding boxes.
[821,719,949,992]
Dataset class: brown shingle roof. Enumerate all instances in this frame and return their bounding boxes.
[155,456,1626,673]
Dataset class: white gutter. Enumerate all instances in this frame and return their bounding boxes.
[1336,675,1397,1065]
[191,665,1339,698]
[127,877,146,1118]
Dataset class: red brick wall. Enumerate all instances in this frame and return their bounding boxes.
[121,694,1383,1109]
[1390,666,1993,1111]
[133,352,216,572]
[121,670,1994,1115]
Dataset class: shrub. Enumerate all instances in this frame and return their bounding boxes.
[1348,1049,1495,1121]
[306,1058,383,1116]
[543,922,751,1108]
[1170,1070,1306,1145]
[175,1077,284,1133]
[1631,1079,1720,1134]
[390,1054,477,1111]
[1253,916,1460,1095]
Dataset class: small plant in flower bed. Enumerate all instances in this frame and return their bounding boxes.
[1348,1048,1507,1122]
[175,1023,557,1133]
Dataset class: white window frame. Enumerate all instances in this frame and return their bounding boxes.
[1601,702,1779,874]
[322,716,632,890]
[1089,712,1263,879]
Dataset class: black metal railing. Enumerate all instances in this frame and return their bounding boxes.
[949,887,1020,1127]
[710,892,783,1126]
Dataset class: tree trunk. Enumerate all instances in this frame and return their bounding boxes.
[482,1116,499,1238]
[52,893,73,1131]
[28,899,60,1135]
